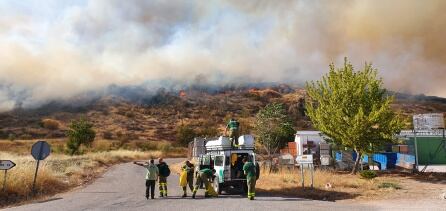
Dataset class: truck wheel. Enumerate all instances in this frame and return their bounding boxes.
[213,177,222,194]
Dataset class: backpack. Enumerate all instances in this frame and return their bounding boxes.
[165,165,171,177]
[159,163,171,177]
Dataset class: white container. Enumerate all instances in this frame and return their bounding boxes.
[205,136,231,148]
[238,135,254,147]
[192,138,206,158]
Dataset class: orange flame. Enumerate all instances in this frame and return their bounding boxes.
[179,90,186,97]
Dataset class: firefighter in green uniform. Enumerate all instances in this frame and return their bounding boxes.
[242,157,256,200]
[192,168,216,199]
[225,118,240,147]
[181,160,194,197]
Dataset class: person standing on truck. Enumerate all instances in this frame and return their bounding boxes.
[134,159,159,200]
[225,118,240,147]
[157,158,171,197]
[242,157,257,200]
[192,168,216,199]
[181,160,194,197]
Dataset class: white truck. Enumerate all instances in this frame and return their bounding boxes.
[194,135,260,194]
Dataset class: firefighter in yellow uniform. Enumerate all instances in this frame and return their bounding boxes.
[180,160,194,197]
[192,168,216,199]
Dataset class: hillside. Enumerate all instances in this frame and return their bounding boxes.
[1,85,445,143]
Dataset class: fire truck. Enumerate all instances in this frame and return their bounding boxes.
[193,135,260,194]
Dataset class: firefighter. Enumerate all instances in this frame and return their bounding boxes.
[225,118,240,147]
[242,157,257,200]
[181,160,194,197]
[157,158,171,197]
[192,168,216,199]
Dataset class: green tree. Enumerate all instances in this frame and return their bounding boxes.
[254,103,295,171]
[175,124,197,147]
[66,118,96,155]
[305,58,403,174]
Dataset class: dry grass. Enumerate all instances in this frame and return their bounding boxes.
[169,161,444,201]
[0,139,66,155]
[169,160,400,201]
[256,167,403,201]
[0,139,187,157]
[169,160,399,201]
[0,150,164,207]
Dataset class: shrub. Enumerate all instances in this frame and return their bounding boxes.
[42,119,60,130]
[125,111,136,118]
[197,125,219,138]
[161,144,172,153]
[66,118,96,155]
[117,132,137,142]
[378,182,401,189]
[360,170,377,179]
[8,134,16,142]
[136,142,158,151]
[52,144,66,154]
[175,125,196,146]
[19,134,33,140]
[92,139,113,152]
[102,131,113,140]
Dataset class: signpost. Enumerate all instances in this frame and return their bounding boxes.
[0,160,16,192]
[296,154,314,188]
[31,141,51,194]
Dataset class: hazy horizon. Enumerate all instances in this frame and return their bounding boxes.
[1,0,446,111]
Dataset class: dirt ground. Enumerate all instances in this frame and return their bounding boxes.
[358,172,446,201]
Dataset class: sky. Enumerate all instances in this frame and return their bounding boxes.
[1,0,446,111]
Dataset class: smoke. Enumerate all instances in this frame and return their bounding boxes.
[1,0,446,111]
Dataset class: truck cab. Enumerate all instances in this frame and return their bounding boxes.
[195,135,259,194]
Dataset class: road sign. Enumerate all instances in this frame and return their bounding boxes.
[1,160,16,192]
[413,113,445,130]
[296,154,313,164]
[296,154,314,189]
[0,160,16,170]
[31,141,51,160]
[31,141,51,194]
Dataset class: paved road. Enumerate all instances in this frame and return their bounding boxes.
[4,159,445,211]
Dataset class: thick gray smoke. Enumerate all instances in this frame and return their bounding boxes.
[1,0,446,111]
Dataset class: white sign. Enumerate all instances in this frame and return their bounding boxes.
[0,160,16,170]
[413,113,445,130]
[320,155,331,166]
[296,154,313,164]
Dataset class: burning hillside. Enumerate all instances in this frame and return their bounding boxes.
[0,84,446,143]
